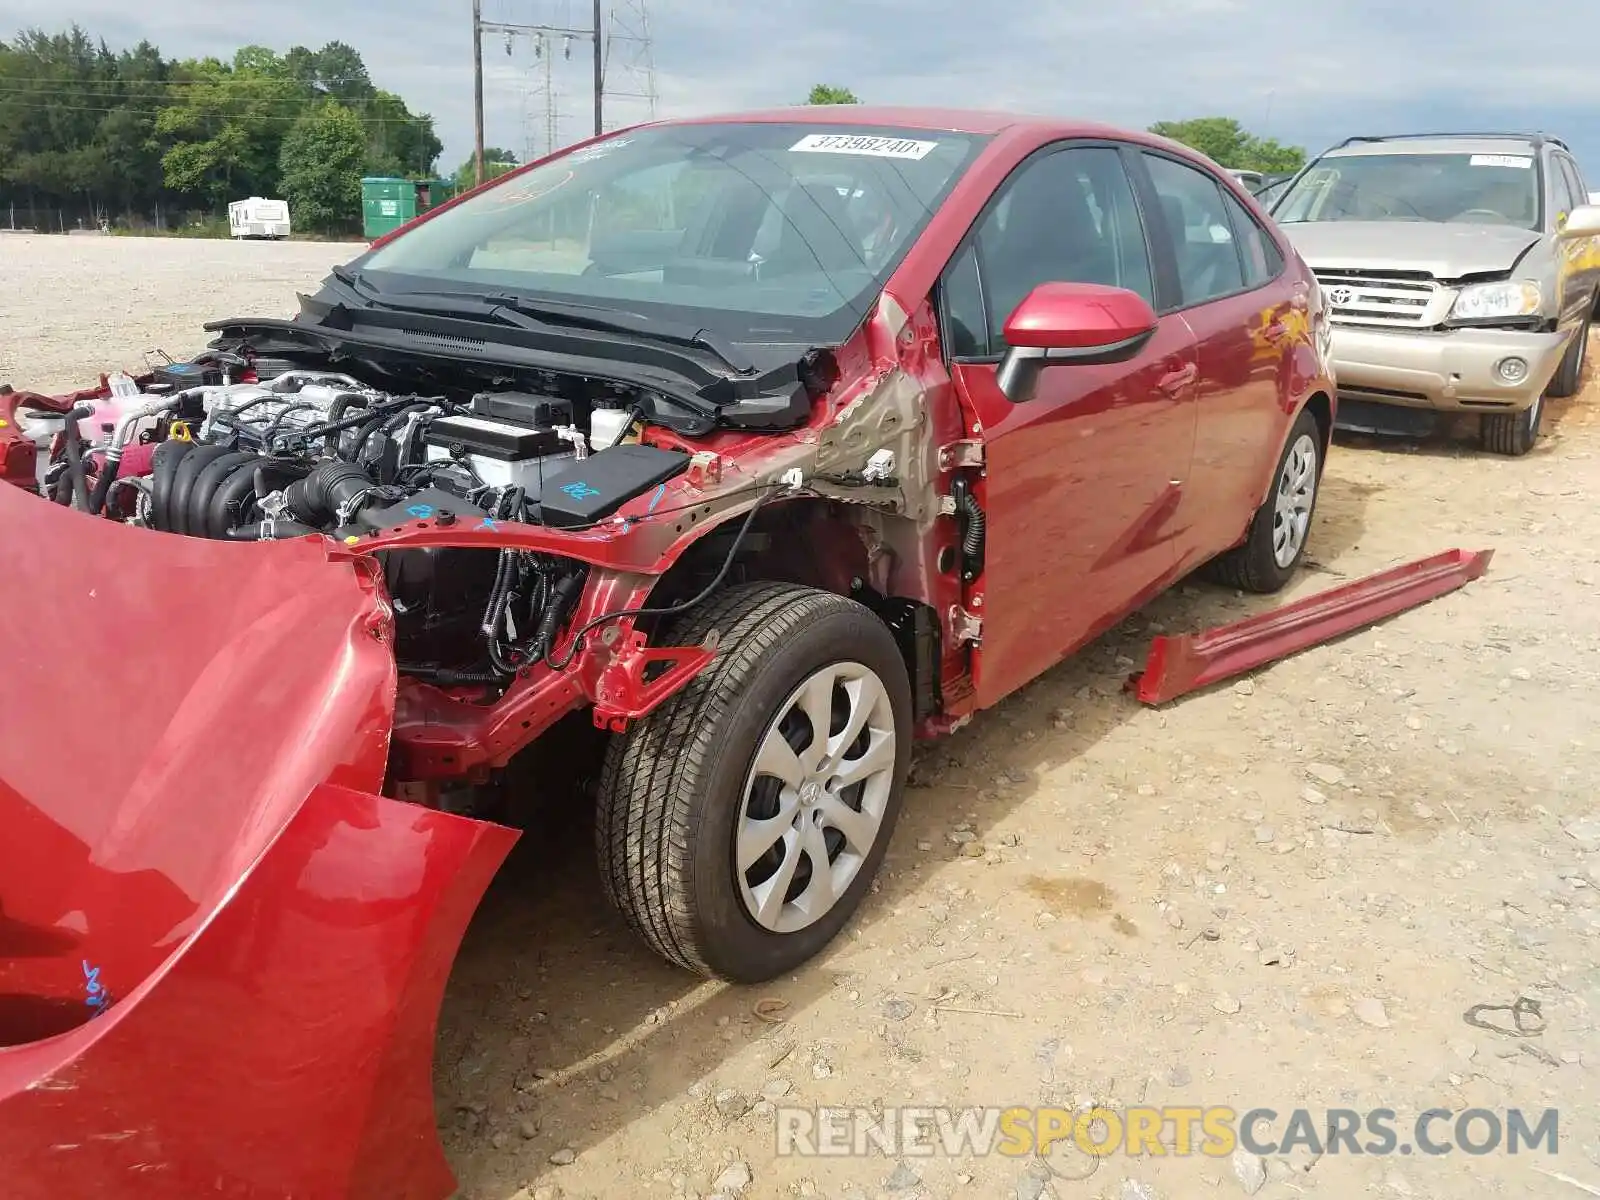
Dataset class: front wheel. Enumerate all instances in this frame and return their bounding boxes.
[1546,312,1590,400]
[1480,392,1544,456]
[1205,406,1323,593]
[596,582,911,982]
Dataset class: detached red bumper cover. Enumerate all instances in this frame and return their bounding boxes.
[0,482,518,1198]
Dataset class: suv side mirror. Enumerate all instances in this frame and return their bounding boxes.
[1558,205,1600,240]
[996,282,1159,403]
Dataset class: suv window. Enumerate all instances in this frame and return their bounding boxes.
[1143,153,1246,306]
[942,144,1154,357]
[1275,151,1540,230]
[1219,188,1283,288]
[1551,155,1580,219]
[1557,157,1587,217]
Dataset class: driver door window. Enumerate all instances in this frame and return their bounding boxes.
[941,145,1155,357]
[1552,158,1579,224]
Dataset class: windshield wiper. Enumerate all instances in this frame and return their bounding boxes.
[328,265,755,376]
[482,293,757,375]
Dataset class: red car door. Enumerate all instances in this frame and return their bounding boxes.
[939,142,1200,707]
[1136,151,1304,568]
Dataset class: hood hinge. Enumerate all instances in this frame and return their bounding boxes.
[949,604,983,645]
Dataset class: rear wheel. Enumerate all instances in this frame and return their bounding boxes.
[1480,391,1544,456]
[1205,407,1322,594]
[596,582,911,982]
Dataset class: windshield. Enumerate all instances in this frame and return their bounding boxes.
[1274,152,1542,230]
[359,122,988,344]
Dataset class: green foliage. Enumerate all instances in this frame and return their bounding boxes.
[805,84,859,105]
[452,147,520,193]
[279,101,367,234]
[0,25,441,231]
[1148,117,1306,175]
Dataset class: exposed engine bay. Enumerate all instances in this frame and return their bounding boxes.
[22,355,705,687]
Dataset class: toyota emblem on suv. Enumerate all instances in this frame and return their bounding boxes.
[1329,285,1355,305]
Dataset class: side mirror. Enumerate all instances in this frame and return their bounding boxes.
[996,282,1160,403]
[1557,205,1600,240]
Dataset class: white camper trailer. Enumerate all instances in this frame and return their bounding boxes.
[228,197,291,240]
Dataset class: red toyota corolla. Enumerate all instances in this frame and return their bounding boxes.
[0,106,1333,1197]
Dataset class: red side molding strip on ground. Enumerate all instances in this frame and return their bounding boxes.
[1130,548,1495,705]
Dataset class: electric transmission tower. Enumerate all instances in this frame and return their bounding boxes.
[602,0,659,134]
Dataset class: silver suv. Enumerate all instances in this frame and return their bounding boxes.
[1270,133,1600,455]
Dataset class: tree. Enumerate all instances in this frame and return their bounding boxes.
[452,147,519,192]
[0,25,441,231]
[805,84,858,105]
[1148,117,1306,175]
[279,101,367,233]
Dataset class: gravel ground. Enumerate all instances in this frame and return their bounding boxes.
[7,236,1599,1200]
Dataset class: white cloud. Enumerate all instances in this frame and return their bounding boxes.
[6,0,1596,174]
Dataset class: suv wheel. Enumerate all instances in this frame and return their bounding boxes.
[1481,393,1544,456]
[596,582,911,983]
[1204,407,1322,594]
[1545,311,1591,400]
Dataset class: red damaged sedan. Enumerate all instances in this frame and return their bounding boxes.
[0,107,1334,1196]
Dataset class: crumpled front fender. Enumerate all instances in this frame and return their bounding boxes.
[0,481,518,1198]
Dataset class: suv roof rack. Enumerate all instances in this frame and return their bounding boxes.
[1334,132,1568,152]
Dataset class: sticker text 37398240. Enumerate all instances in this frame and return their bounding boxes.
[789,134,939,160]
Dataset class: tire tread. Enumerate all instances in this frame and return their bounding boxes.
[596,583,861,978]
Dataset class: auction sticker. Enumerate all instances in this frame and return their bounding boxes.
[790,133,939,160]
[1470,154,1533,169]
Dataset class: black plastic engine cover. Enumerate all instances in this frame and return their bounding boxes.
[471,391,574,428]
[537,444,689,528]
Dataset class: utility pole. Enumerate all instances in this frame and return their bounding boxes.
[476,4,605,171]
[472,0,486,187]
[592,0,604,138]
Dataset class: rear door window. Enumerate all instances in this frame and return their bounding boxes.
[1219,189,1283,289]
[1142,153,1246,307]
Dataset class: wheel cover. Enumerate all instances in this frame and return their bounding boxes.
[735,661,897,935]
[1272,433,1318,569]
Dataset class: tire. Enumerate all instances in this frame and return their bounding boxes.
[1480,392,1544,456]
[1205,407,1323,593]
[596,582,912,983]
[1545,311,1590,400]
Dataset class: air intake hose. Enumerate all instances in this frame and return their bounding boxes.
[285,461,377,528]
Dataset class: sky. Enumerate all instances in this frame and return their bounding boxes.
[9,0,1600,184]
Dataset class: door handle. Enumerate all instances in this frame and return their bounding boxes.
[1158,362,1198,396]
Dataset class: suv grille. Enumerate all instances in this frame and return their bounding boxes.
[1314,270,1443,329]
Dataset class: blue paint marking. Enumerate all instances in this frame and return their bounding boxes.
[478,517,499,531]
[82,959,111,1016]
[406,503,436,519]
[647,484,666,512]
[559,481,601,501]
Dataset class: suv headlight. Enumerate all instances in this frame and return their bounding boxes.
[1449,281,1542,322]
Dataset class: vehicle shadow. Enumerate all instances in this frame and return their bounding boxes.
[430,469,1381,1199]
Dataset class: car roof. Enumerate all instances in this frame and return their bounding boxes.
[1325,136,1545,158]
[647,104,1158,143]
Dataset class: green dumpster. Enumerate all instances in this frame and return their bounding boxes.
[361,177,459,240]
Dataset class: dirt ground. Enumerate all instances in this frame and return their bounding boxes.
[6,236,1599,1200]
